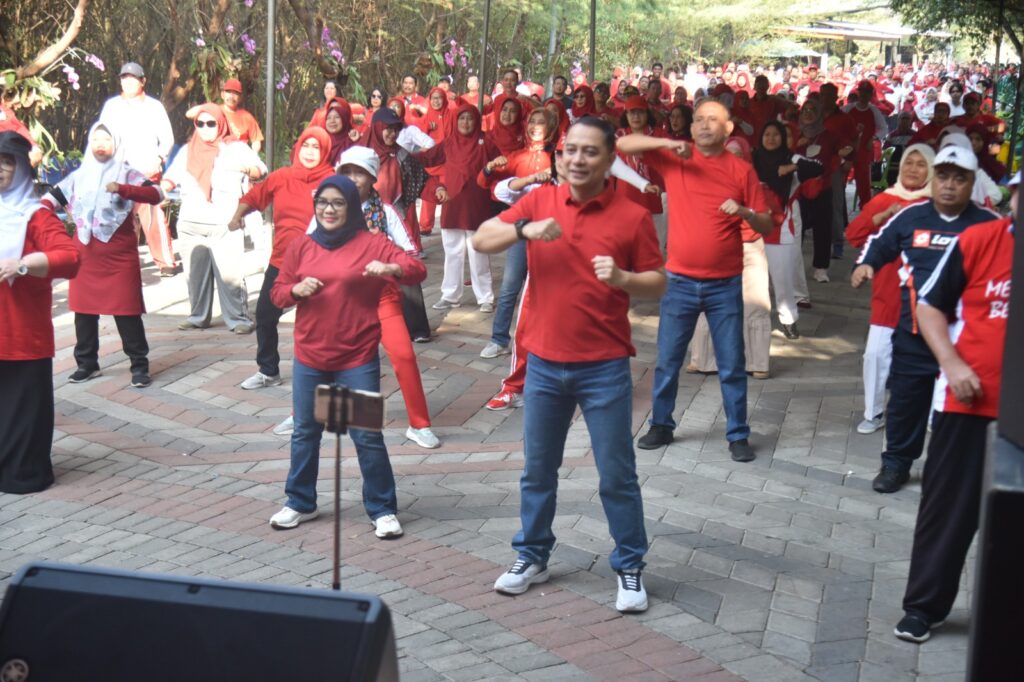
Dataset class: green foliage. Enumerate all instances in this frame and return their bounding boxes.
[891,0,1024,57]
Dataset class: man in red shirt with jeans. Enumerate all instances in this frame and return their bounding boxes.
[618,100,772,462]
[473,117,666,613]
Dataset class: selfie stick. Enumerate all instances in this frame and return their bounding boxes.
[325,384,349,591]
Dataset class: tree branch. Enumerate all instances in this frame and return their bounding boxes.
[15,0,91,79]
[286,0,341,79]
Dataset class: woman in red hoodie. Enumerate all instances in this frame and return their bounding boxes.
[229,127,333,392]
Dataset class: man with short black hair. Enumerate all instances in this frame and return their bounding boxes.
[551,75,572,109]
[473,116,666,613]
[398,74,427,125]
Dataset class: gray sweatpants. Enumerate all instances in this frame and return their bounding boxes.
[177,220,251,330]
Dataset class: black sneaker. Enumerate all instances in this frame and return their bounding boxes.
[781,323,800,340]
[637,425,674,449]
[894,614,941,643]
[68,368,102,383]
[729,439,756,462]
[130,373,152,388]
[872,466,909,494]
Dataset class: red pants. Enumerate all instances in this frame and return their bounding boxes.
[419,198,437,235]
[853,150,872,209]
[379,287,431,428]
[402,204,423,253]
[499,281,530,395]
[136,202,176,269]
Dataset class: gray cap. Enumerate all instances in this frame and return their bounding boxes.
[120,62,145,79]
[337,146,380,178]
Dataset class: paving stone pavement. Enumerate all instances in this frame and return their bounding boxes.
[1,229,972,681]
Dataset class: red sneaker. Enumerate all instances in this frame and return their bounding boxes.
[486,389,524,411]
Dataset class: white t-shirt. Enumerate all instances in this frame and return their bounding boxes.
[163,142,266,225]
[98,94,175,174]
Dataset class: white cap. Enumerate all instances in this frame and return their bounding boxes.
[933,145,978,173]
[939,131,971,151]
[336,146,379,178]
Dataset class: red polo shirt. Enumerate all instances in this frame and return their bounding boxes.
[644,146,767,279]
[498,182,663,363]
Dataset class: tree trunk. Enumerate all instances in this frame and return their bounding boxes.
[15,0,91,79]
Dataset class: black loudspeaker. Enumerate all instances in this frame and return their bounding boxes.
[998,173,1024,447]
[0,562,398,682]
[967,435,1024,681]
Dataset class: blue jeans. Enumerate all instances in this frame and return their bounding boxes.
[287,357,397,520]
[490,240,528,347]
[514,354,648,571]
[651,272,749,442]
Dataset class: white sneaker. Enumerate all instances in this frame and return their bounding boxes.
[431,299,461,310]
[272,416,294,436]
[615,569,648,613]
[813,268,830,283]
[373,513,404,538]
[406,426,441,449]
[241,371,283,390]
[479,302,495,313]
[269,506,318,529]
[494,559,549,595]
[857,416,885,434]
[480,342,510,359]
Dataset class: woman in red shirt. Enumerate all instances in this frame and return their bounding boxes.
[417,87,450,236]
[845,143,934,434]
[794,99,839,283]
[46,123,163,388]
[569,85,597,122]
[309,97,356,167]
[229,127,333,392]
[268,175,425,534]
[0,132,80,493]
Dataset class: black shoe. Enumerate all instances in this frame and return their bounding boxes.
[68,368,102,383]
[637,425,673,449]
[729,439,756,462]
[894,614,938,643]
[781,323,800,340]
[872,466,909,493]
[131,373,152,388]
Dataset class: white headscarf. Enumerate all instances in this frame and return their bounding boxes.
[62,122,140,245]
[0,152,39,264]
[885,144,935,202]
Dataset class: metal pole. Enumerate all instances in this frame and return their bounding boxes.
[588,0,596,84]
[479,0,492,115]
[265,0,276,170]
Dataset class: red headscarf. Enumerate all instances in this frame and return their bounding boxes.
[288,126,334,183]
[543,98,570,138]
[365,108,404,205]
[187,103,233,201]
[570,85,596,119]
[310,97,353,165]
[422,86,449,141]
[442,103,490,198]
[725,136,752,163]
[486,96,525,155]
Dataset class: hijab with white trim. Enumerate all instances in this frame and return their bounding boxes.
[0,131,39,265]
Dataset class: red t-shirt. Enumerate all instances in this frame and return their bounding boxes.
[823,109,857,150]
[240,168,323,268]
[920,217,1013,418]
[747,96,787,139]
[0,209,81,361]
[223,107,263,144]
[644,147,768,279]
[498,183,663,362]
[270,230,426,371]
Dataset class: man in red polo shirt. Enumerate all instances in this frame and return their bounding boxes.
[472,117,665,613]
[893,172,1017,644]
[617,100,771,462]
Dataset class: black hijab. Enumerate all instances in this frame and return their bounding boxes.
[309,175,366,250]
[752,121,793,204]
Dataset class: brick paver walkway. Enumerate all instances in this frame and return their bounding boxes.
[1,230,970,681]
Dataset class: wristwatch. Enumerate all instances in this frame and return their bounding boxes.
[16,261,28,277]
[514,218,529,240]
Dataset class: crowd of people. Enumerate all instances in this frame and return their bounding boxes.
[0,53,1016,631]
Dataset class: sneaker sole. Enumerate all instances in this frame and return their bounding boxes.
[68,371,102,383]
[374,528,404,539]
[406,430,441,449]
[241,380,283,390]
[130,380,152,388]
[270,513,318,530]
[616,598,649,613]
[494,569,550,595]
[893,627,930,643]
[637,438,672,450]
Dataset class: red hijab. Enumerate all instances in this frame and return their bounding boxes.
[543,98,570,137]
[287,126,334,183]
[187,103,233,201]
[442,103,491,197]
[570,85,596,119]
[365,108,405,205]
[486,97,525,155]
[422,87,449,141]
[310,97,353,165]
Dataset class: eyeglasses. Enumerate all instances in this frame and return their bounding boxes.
[314,198,346,211]
[194,120,218,129]
[371,93,383,99]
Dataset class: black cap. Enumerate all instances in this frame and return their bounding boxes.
[0,131,35,176]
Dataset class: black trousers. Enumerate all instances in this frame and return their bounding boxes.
[399,283,431,341]
[881,371,935,472]
[0,359,55,494]
[799,190,833,270]
[256,265,286,376]
[74,313,149,375]
[903,411,991,621]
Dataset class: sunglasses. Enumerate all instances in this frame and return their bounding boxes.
[195,120,218,128]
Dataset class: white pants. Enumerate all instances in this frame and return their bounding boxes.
[690,239,772,373]
[793,217,810,304]
[765,241,799,325]
[863,324,894,420]
[440,228,493,305]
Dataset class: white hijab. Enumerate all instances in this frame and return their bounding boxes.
[0,154,39,264]
[62,122,139,245]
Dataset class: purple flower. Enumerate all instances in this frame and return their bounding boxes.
[321,26,331,43]
[241,33,257,55]
[195,37,206,47]
[450,39,457,47]
[226,24,234,34]
[444,54,455,67]
[244,0,253,7]
[461,56,468,68]
[330,49,343,62]
[275,69,290,90]
[85,53,105,71]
